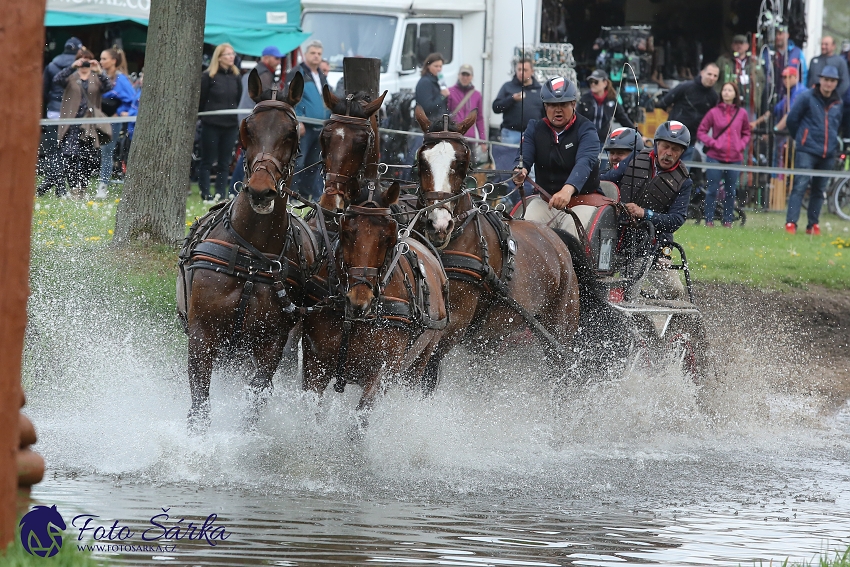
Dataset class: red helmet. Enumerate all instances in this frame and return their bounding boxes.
[653,120,691,149]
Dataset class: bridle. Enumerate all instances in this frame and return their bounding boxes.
[242,99,300,195]
[417,118,472,209]
[339,203,408,303]
[322,96,377,200]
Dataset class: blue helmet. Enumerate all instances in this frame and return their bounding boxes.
[541,76,578,104]
[604,127,643,151]
[653,120,691,149]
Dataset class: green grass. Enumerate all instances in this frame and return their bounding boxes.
[2,528,105,567]
[674,210,850,290]
[780,546,850,567]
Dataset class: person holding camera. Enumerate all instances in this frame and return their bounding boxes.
[576,69,638,143]
[53,49,113,198]
[97,47,136,199]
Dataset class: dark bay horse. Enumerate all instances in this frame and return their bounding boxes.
[318,85,387,212]
[413,107,596,392]
[300,182,449,430]
[178,70,319,432]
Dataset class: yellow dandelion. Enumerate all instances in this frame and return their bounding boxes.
[702,264,707,269]
[108,229,114,235]
[705,245,710,250]
[114,198,121,203]
[87,200,95,206]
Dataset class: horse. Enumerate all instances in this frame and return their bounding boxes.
[413,107,613,392]
[177,69,319,432]
[318,85,387,212]
[300,181,449,432]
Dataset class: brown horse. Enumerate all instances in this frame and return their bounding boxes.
[178,69,319,432]
[414,107,598,392]
[300,182,449,431]
[318,86,387,212]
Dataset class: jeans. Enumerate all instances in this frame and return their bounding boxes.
[493,128,528,205]
[704,156,741,224]
[230,152,245,196]
[98,122,122,185]
[198,123,239,200]
[786,150,832,227]
[291,126,324,201]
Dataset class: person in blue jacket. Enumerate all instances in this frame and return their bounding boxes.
[512,76,600,229]
[784,65,844,235]
[96,47,137,199]
[285,40,330,201]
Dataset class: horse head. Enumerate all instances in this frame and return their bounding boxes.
[320,86,387,212]
[239,68,303,214]
[414,105,478,248]
[338,181,401,319]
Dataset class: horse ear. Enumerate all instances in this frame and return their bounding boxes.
[384,181,400,206]
[414,104,431,132]
[361,90,388,118]
[285,72,304,106]
[248,68,263,102]
[456,108,477,137]
[322,83,339,111]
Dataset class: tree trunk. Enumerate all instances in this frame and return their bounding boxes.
[114,0,207,246]
[0,1,45,547]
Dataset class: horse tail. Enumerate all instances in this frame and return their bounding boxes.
[551,229,604,313]
[551,228,633,376]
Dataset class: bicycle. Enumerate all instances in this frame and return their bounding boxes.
[687,181,747,226]
[800,138,850,221]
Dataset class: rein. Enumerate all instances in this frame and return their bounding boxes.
[241,100,299,195]
[322,108,376,197]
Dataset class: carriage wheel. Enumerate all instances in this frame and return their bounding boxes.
[665,315,708,383]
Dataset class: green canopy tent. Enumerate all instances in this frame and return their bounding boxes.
[45,0,311,56]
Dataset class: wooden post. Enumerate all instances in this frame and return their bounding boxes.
[0,1,46,548]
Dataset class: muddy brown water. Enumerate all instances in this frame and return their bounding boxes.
[22,275,850,566]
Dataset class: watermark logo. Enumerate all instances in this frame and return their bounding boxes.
[19,505,66,558]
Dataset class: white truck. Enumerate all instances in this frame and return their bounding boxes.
[300,0,543,130]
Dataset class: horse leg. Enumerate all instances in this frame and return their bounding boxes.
[187,335,216,434]
[244,337,286,431]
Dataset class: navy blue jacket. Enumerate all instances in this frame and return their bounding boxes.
[43,51,77,113]
[285,63,330,127]
[415,73,447,123]
[492,75,544,132]
[603,151,692,240]
[516,116,600,193]
[786,86,844,158]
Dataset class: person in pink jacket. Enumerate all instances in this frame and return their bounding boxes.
[447,64,486,157]
[697,81,751,226]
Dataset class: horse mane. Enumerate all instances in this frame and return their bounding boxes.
[330,92,372,118]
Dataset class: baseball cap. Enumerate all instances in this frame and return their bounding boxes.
[781,66,798,77]
[586,69,609,82]
[261,46,282,58]
[459,64,473,75]
[820,65,840,79]
[64,37,83,52]
[732,34,748,43]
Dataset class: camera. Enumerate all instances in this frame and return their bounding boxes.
[81,61,91,68]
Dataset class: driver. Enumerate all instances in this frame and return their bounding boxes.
[512,76,600,229]
[600,127,643,175]
[603,120,693,299]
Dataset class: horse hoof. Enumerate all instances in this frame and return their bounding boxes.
[187,406,211,435]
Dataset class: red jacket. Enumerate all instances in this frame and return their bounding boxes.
[697,102,751,163]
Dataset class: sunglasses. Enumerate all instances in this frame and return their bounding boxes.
[588,78,604,85]
[460,72,472,76]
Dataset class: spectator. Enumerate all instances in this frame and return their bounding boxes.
[53,49,112,199]
[415,52,450,123]
[785,65,844,235]
[232,46,282,195]
[806,36,849,97]
[843,44,850,138]
[285,39,330,201]
[656,62,720,161]
[97,47,136,199]
[771,66,807,130]
[320,59,330,76]
[447,63,486,154]
[576,69,638,143]
[39,36,83,197]
[697,82,751,227]
[763,25,807,101]
[715,34,765,120]
[599,127,644,179]
[492,59,544,145]
[198,42,242,202]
